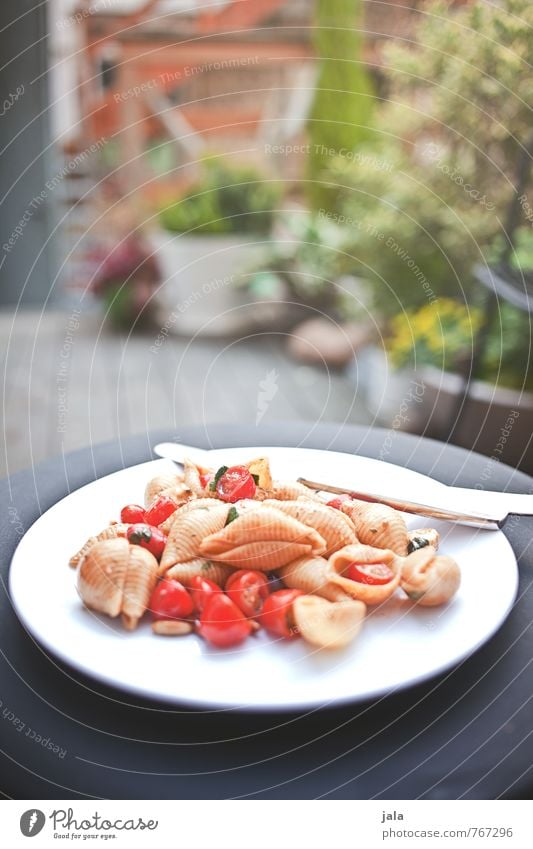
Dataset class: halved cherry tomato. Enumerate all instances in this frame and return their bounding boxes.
[189,576,222,614]
[326,495,350,510]
[260,589,304,639]
[127,523,167,560]
[149,579,194,620]
[198,594,252,648]
[145,495,177,527]
[216,465,256,503]
[346,562,394,586]
[120,504,146,524]
[226,570,270,617]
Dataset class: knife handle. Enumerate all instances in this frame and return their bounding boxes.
[298,477,502,529]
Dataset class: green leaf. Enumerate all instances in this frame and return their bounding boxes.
[209,465,229,491]
[251,473,260,485]
[225,506,239,526]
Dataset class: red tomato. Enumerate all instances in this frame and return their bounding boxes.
[226,570,270,617]
[346,562,394,586]
[120,504,146,524]
[145,496,177,527]
[198,594,252,648]
[326,495,350,510]
[260,589,304,639]
[216,466,256,503]
[127,523,167,560]
[199,472,213,489]
[189,576,222,614]
[149,579,194,620]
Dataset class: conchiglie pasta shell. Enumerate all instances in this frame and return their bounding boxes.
[400,547,460,607]
[408,528,440,552]
[183,457,211,496]
[178,497,221,513]
[269,480,323,501]
[165,558,233,588]
[121,545,158,630]
[245,456,273,490]
[278,556,353,603]
[199,507,326,557]
[293,595,366,650]
[341,500,409,556]
[160,501,229,574]
[159,482,194,505]
[69,523,129,568]
[210,541,313,571]
[328,543,401,605]
[144,473,185,508]
[159,513,178,536]
[77,538,129,617]
[264,500,356,557]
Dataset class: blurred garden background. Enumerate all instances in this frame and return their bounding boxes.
[1,0,532,478]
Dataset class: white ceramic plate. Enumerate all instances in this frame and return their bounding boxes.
[9,447,518,710]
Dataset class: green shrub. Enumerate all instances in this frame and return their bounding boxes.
[316,0,533,389]
[159,160,281,235]
[307,0,374,210]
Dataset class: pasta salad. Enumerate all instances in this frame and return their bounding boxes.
[70,456,460,651]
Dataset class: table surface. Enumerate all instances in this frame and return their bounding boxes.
[1,422,532,800]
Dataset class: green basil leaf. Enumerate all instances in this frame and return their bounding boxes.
[251,473,260,485]
[213,465,229,486]
[225,506,239,526]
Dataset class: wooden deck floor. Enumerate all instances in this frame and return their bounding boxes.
[1,308,371,478]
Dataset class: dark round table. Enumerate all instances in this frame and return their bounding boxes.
[1,422,532,800]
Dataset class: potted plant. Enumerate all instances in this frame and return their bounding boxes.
[91,235,161,330]
[152,159,281,334]
[362,298,533,473]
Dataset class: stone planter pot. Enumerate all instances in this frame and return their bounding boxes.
[358,346,533,473]
[149,231,269,337]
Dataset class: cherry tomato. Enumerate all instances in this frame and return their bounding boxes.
[260,589,304,639]
[216,465,256,503]
[226,570,270,617]
[198,594,252,648]
[149,579,194,620]
[326,495,350,510]
[145,495,177,527]
[127,523,167,560]
[189,576,222,614]
[120,504,146,524]
[346,562,394,586]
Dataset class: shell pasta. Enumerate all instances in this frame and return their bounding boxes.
[71,455,461,652]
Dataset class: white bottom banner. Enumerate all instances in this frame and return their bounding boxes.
[0,800,530,848]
